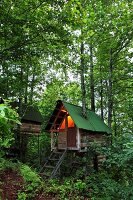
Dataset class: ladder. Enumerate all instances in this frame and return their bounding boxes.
[40,149,67,179]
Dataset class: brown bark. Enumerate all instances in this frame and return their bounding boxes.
[113,109,117,136]
[24,67,29,104]
[2,61,9,98]
[100,66,104,119]
[29,66,35,104]
[108,49,113,128]
[89,44,95,112]
[80,42,87,118]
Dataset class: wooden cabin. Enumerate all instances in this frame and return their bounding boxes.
[11,102,43,161]
[45,100,111,152]
[0,100,43,161]
[0,99,43,135]
[11,102,43,135]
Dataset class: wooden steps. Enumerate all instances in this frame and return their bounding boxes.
[40,149,67,179]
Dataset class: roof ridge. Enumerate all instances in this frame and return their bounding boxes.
[62,100,91,111]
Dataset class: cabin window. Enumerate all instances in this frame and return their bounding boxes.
[59,115,74,130]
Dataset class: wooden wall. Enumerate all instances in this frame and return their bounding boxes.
[58,131,67,149]
[80,129,107,149]
[57,127,77,149]
[55,127,107,151]
[20,122,41,135]
[79,129,107,169]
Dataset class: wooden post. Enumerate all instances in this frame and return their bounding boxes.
[65,114,68,148]
[77,128,80,150]
[51,131,54,150]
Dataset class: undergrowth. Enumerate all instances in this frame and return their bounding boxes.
[0,158,43,200]
[18,164,42,199]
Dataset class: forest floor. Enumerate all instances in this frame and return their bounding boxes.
[0,169,58,200]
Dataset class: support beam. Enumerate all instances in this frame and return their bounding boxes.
[51,131,54,150]
[65,115,68,148]
[77,128,80,150]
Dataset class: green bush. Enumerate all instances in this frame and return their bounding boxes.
[45,178,88,200]
[17,192,27,200]
[0,158,18,171]
[0,103,20,157]
[19,164,42,199]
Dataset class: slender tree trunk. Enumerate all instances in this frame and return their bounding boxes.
[18,67,24,161]
[24,67,29,104]
[100,66,104,119]
[2,27,9,98]
[108,49,113,128]
[29,66,35,104]
[19,66,24,117]
[89,44,95,112]
[113,109,117,136]
[2,61,9,98]
[18,96,22,160]
[80,42,87,118]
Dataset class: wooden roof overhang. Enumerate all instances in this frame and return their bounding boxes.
[45,100,68,132]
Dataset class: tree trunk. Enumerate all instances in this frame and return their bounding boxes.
[113,109,117,136]
[24,67,29,104]
[29,66,36,104]
[108,49,113,128]
[100,66,104,119]
[89,44,95,112]
[2,61,9,98]
[80,42,87,118]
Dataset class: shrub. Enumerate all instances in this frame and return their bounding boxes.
[0,103,20,157]
[19,164,42,199]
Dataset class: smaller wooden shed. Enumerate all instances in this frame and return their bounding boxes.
[11,102,43,161]
[11,102,43,135]
[0,100,43,161]
[45,100,111,152]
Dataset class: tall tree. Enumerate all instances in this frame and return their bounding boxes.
[80,41,87,118]
[0,0,71,103]
[89,43,95,112]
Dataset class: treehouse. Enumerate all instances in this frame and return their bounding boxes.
[45,100,111,152]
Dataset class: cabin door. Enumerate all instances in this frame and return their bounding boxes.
[67,127,76,147]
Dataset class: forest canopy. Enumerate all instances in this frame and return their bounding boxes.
[0,1,133,199]
[0,0,132,136]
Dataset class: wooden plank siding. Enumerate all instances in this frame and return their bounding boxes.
[58,131,67,149]
[79,129,106,149]
[58,127,78,150]
[20,122,41,135]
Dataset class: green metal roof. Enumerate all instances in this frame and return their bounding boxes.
[45,100,111,134]
[63,101,111,134]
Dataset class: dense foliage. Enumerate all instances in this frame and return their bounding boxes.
[1,0,132,133]
[0,103,20,157]
[1,136,132,200]
[0,0,132,199]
